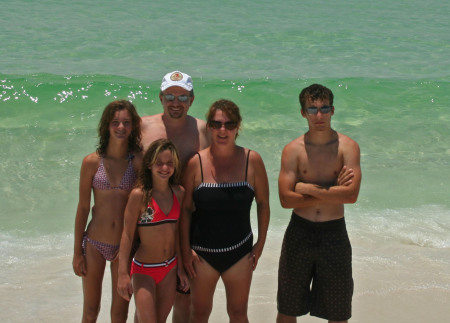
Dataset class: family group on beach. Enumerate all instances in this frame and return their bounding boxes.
[73,70,362,323]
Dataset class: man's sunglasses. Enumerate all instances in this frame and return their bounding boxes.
[305,105,333,115]
[164,94,190,102]
[208,120,238,130]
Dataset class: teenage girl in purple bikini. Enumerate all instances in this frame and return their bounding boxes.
[73,100,142,323]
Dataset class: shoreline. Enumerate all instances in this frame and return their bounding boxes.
[1,230,449,322]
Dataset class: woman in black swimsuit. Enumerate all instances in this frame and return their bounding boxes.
[180,99,270,322]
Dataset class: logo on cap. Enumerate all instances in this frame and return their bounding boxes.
[170,72,183,81]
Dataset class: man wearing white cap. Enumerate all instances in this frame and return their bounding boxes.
[141,71,210,323]
[141,71,210,168]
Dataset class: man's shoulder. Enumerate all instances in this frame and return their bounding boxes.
[187,116,210,148]
[142,113,163,125]
[186,115,208,137]
[186,115,207,127]
[284,134,306,150]
[141,114,165,134]
[280,135,306,163]
[141,114,167,149]
[337,132,359,148]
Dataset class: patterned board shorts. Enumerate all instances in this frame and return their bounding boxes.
[277,212,353,321]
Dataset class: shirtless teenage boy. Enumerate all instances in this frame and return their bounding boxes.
[277,84,361,323]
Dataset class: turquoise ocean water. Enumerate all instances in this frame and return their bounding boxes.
[1,0,449,321]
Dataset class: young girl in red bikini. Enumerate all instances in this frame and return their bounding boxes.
[73,100,142,322]
[117,138,188,323]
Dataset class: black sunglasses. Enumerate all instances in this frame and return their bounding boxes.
[208,120,238,130]
[164,94,190,102]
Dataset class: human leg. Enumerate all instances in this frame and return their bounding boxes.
[310,218,353,322]
[110,260,130,323]
[81,240,107,322]
[172,292,190,323]
[155,265,177,323]
[189,259,220,323]
[221,253,253,323]
[276,312,297,323]
[277,213,314,318]
[132,273,157,323]
[172,275,190,323]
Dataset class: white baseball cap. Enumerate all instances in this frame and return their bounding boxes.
[160,71,193,92]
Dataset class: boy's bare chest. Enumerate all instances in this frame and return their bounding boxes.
[298,144,343,186]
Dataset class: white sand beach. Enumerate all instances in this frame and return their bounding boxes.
[2,230,448,322]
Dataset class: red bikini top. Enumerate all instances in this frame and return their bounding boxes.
[137,191,180,226]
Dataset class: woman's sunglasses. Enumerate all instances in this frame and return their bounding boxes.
[208,120,238,130]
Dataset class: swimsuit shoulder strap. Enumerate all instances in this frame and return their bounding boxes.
[169,184,176,202]
[196,152,204,182]
[245,149,251,181]
[147,196,153,208]
[170,185,180,208]
[93,156,108,187]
